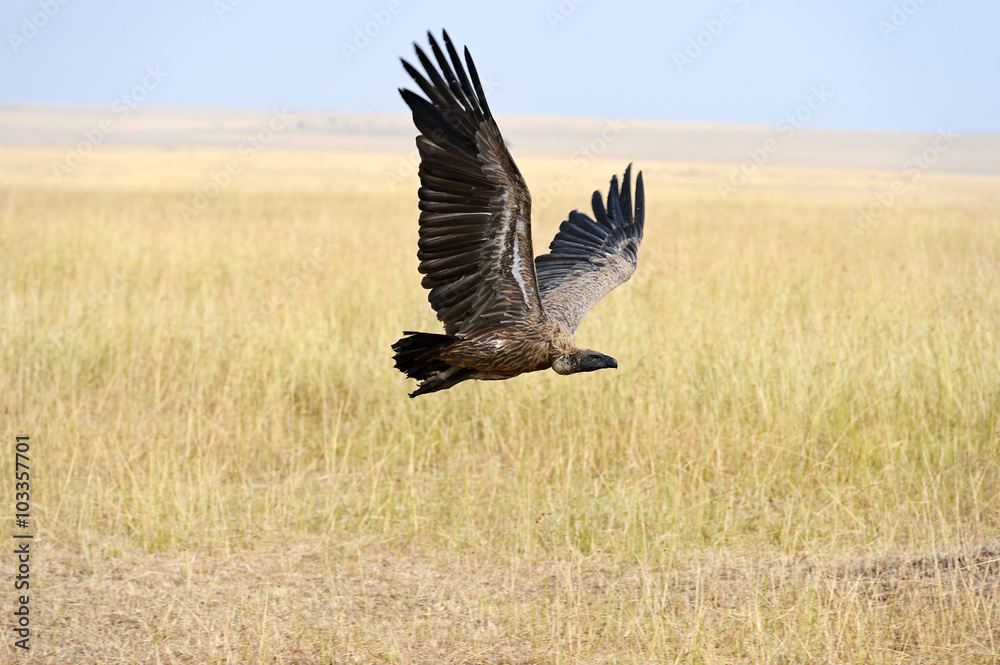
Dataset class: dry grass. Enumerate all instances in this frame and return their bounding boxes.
[2,145,999,663]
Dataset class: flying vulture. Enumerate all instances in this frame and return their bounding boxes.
[392,31,645,397]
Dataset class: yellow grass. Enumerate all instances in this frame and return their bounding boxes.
[2,145,1000,663]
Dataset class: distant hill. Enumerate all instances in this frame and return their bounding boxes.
[2,106,997,175]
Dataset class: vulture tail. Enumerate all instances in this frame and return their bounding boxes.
[391,331,473,397]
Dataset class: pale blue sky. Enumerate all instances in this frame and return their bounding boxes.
[2,0,998,133]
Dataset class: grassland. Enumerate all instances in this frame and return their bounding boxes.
[2,145,999,663]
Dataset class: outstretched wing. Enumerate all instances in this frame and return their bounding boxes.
[401,31,544,337]
[534,165,645,333]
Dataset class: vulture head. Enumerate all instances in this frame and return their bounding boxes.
[552,350,619,375]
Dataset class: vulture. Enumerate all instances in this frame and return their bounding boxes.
[392,31,645,398]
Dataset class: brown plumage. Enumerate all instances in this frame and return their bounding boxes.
[392,31,645,398]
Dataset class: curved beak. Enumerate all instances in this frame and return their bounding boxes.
[605,355,618,369]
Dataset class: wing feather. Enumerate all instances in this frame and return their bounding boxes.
[401,31,544,337]
[534,166,645,333]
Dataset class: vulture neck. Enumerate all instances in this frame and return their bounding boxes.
[548,324,581,375]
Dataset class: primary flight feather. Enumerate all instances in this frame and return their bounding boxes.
[392,31,645,397]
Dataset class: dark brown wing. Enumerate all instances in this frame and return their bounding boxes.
[401,31,544,337]
[534,165,645,333]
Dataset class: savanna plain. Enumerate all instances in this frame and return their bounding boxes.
[2,145,999,663]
